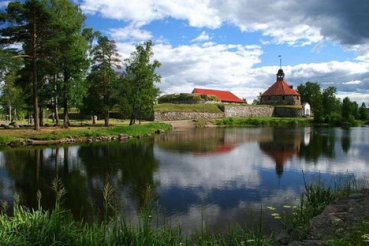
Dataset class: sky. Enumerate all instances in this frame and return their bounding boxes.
[2,0,369,105]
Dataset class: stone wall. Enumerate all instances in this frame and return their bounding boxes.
[222,106,274,117]
[154,105,302,121]
[273,107,303,117]
[261,95,301,105]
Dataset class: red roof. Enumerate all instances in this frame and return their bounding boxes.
[261,80,300,96]
[192,88,244,103]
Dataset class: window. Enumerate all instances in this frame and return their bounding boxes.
[282,96,285,100]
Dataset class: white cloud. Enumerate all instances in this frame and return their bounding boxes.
[115,39,369,104]
[191,31,212,43]
[109,24,152,42]
[343,80,361,85]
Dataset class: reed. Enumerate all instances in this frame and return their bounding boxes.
[0,174,363,245]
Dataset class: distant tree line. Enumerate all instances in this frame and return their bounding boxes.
[297,82,367,125]
[0,0,160,130]
[251,81,367,125]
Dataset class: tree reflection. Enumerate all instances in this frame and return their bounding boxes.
[1,139,159,222]
[76,139,159,212]
[298,128,337,162]
[341,128,351,153]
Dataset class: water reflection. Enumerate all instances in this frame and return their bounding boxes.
[0,127,369,233]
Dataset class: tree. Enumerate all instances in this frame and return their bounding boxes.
[341,97,353,121]
[297,82,323,122]
[0,48,25,121]
[351,101,359,120]
[118,41,161,125]
[252,94,261,105]
[359,102,368,120]
[1,0,51,130]
[82,36,121,126]
[45,0,91,127]
[321,86,341,123]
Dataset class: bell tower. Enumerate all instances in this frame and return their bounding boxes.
[276,69,284,81]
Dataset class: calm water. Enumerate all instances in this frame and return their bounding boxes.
[0,126,369,233]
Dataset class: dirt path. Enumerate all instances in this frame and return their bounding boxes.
[164,120,196,128]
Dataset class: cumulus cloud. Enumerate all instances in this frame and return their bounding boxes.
[191,31,212,43]
[79,0,369,103]
[80,0,369,47]
[109,24,152,42]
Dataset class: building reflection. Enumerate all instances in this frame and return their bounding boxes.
[259,128,304,177]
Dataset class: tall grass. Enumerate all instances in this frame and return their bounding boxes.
[0,178,272,246]
[0,174,363,245]
[281,173,360,241]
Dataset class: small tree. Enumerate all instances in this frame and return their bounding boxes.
[82,36,121,126]
[297,81,324,122]
[359,102,367,120]
[119,40,161,125]
[341,97,353,121]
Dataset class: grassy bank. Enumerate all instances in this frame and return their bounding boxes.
[0,176,367,245]
[212,117,312,127]
[154,103,224,113]
[0,122,171,145]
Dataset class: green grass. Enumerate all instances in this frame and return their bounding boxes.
[213,117,311,127]
[0,122,171,144]
[154,103,224,113]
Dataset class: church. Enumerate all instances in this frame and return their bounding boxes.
[260,69,301,105]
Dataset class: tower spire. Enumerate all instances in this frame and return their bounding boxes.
[276,55,284,81]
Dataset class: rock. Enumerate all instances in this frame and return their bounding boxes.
[275,230,291,245]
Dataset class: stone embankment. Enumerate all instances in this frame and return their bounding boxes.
[276,189,369,246]
[154,105,303,121]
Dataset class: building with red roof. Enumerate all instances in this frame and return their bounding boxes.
[192,88,245,104]
[261,69,301,105]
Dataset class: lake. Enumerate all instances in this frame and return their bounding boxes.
[0,126,368,233]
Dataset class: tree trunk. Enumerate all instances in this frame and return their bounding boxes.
[104,110,109,126]
[32,14,39,131]
[63,71,69,128]
[129,112,135,125]
[53,75,59,126]
[39,106,44,126]
[63,98,69,128]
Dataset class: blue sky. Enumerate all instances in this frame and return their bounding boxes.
[2,0,369,104]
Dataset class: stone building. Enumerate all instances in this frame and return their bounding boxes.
[260,69,301,105]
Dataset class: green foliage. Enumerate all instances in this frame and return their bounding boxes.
[81,36,121,127]
[158,93,220,104]
[359,102,368,120]
[117,40,161,125]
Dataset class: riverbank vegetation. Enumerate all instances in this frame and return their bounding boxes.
[0,176,367,245]
[296,82,367,126]
[0,122,171,145]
